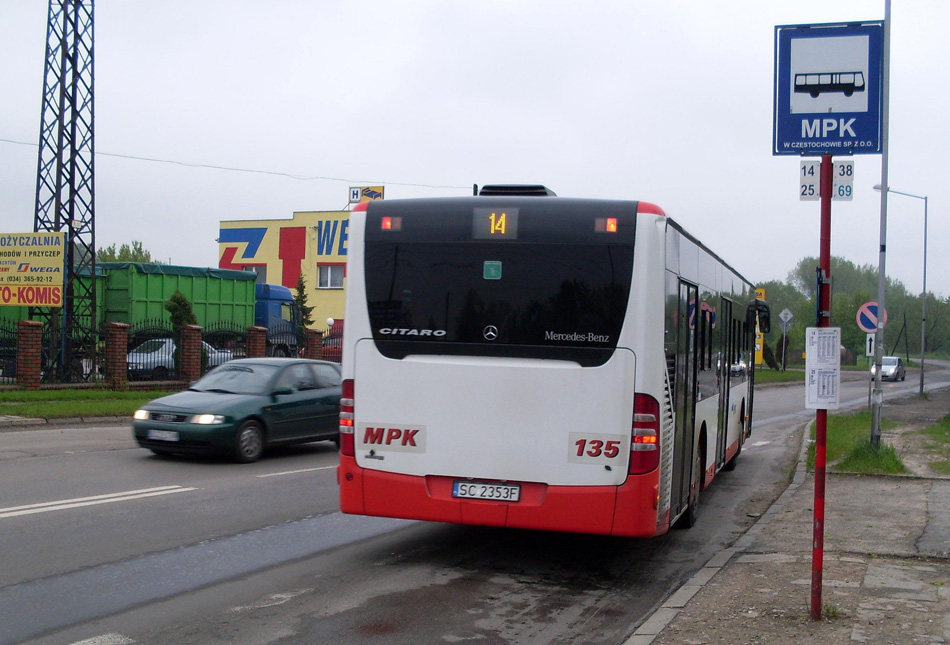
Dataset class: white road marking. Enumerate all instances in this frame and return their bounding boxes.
[230,588,314,612]
[69,634,136,645]
[0,486,197,520]
[748,441,771,448]
[256,466,334,478]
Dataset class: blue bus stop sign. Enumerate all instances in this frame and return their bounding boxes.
[773,21,884,156]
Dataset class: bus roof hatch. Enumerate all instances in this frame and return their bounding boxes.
[478,184,557,197]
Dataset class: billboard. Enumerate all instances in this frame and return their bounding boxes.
[0,232,66,307]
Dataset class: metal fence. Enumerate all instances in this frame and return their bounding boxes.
[266,321,299,358]
[3,319,340,385]
[127,319,178,381]
[202,321,245,373]
[0,320,16,385]
[203,321,246,357]
[321,325,342,363]
[39,322,102,383]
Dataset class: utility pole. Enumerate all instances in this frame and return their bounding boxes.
[33,0,97,382]
[871,0,891,448]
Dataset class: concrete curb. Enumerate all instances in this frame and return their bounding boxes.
[624,417,814,644]
[0,416,128,431]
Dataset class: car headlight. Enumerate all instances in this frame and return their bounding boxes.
[190,414,226,425]
[133,409,150,420]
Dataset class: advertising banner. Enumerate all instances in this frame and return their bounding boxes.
[0,232,66,307]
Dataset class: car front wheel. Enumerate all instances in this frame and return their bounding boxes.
[234,420,264,463]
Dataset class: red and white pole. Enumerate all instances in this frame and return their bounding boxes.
[810,152,833,620]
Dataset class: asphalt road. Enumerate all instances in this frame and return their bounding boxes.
[1,366,945,644]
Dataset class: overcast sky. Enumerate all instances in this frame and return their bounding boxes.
[2,0,947,299]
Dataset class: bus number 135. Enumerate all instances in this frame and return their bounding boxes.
[574,438,621,458]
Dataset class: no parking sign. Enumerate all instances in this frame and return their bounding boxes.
[856,301,887,333]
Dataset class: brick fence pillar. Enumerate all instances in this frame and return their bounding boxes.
[303,328,324,360]
[105,322,130,390]
[247,326,267,358]
[16,320,43,390]
[180,324,203,383]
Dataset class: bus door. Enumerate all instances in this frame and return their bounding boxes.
[716,299,733,467]
[671,280,698,518]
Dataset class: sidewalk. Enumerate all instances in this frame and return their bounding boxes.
[632,392,950,644]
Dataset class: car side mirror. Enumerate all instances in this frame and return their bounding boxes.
[273,385,294,396]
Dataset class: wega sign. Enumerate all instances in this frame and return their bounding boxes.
[0,232,66,307]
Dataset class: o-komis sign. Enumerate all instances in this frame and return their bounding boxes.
[0,232,65,307]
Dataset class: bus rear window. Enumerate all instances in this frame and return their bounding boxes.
[363,199,636,366]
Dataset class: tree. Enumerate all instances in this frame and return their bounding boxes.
[164,289,199,370]
[97,240,162,263]
[294,273,315,341]
[757,279,810,365]
[778,256,922,360]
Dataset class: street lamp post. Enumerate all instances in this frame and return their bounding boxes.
[874,185,928,395]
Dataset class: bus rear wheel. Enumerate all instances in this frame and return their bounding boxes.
[677,452,702,529]
[686,453,701,527]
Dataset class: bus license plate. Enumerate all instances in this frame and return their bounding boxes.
[147,429,180,442]
[452,481,520,502]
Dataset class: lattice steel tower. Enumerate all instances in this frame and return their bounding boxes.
[33,0,96,381]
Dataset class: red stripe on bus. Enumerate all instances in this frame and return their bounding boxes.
[637,201,666,216]
[338,458,665,537]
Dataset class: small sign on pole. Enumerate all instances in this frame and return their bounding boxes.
[805,327,841,410]
[865,333,875,357]
[349,186,385,204]
[833,159,854,200]
[800,160,820,200]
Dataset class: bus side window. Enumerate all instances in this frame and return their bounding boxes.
[698,309,706,371]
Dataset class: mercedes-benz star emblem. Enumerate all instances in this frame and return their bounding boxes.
[483,325,499,341]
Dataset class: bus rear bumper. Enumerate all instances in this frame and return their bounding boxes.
[338,458,663,537]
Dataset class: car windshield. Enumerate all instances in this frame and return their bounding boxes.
[883,357,898,366]
[131,339,166,354]
[189,363,279,395]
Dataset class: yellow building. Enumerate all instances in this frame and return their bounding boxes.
[218,210,349,329]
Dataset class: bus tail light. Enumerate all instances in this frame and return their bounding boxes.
[629,393,660,475]
[340,379,355,456]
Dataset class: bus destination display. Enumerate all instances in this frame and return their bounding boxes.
[473,207,519,240]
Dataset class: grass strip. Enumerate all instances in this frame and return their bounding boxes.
[0,390,175,419]
[754,369,805,385]
[836,441,908,474]
[808,410,905,474]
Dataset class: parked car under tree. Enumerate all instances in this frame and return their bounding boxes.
[126,338,232,380]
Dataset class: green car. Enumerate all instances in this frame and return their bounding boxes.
[132,358,341,463]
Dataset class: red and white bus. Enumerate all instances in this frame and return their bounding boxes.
[337,185,770,537]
